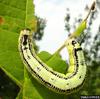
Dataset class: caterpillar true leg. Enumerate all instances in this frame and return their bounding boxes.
[18,1,95,94]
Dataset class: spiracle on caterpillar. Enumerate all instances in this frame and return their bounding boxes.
[18,1,95,94]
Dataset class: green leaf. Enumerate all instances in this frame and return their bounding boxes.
[22,68,43,99]
[0,0,36,97]
[38,51,68,74]
[37,51,52,62]
[0,0,68,98]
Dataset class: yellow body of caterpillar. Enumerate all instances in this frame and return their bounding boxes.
[18,29,86,94]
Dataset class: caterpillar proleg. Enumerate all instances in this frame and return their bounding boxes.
[18,1,95,94]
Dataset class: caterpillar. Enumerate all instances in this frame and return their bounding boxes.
[18,1,95,94]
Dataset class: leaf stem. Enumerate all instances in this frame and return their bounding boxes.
[84,1,96,21]
[54,44,65,54]
[54,38,69,54]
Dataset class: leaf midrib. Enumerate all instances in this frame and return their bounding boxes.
[25,0,28,27]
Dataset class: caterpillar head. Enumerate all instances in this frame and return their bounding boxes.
[65,38,81,50]
[20,28,31,36]
[65,38,77,46]
[19,29,31,46]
